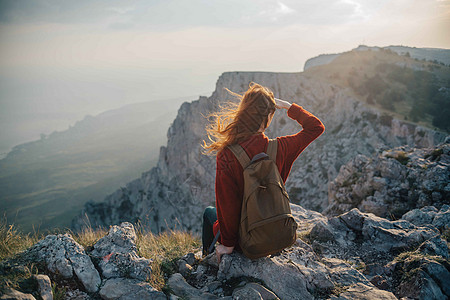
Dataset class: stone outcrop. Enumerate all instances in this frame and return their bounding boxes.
[165,204,449,299]
[99,278,166,300]
[73,70,446,234]
[0,288,36,300]
[3,222,165,300]
[3,203,450,299]
[33,275,53,300]
[91,222,153,281]
[402,205,450,232]
[27,233,101,293]
[309,208,447,264]
[325,139,450,218]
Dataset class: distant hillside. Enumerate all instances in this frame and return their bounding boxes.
[0,97,187,233]
[304,45,450,71]
[304,47,450,132]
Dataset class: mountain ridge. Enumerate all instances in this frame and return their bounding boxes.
[73,54,447,233]
[0,97,187,232]
[304,45,450,71]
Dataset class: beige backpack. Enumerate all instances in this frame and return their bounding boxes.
[228,139,298,259]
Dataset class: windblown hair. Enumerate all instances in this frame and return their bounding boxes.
[202,82,276,155]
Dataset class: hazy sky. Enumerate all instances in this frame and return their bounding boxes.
[0,0,449,154]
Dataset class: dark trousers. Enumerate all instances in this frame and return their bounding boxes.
[202,206,217,255]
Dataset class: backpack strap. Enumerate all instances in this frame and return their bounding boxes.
[266,139,278,161]
[228,144,251,169]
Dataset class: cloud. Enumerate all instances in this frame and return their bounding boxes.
[0,0,378,30]
[277,2,296,15]
[258,2,296,22]
[340,0,367,20]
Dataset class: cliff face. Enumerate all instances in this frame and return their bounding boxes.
[73,71,446,233]
[325,138,450,218]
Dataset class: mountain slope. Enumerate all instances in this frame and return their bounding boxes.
[0,97,187,232]
[74,49,447,233]
[304,47,450,132]
[305,45,450,70]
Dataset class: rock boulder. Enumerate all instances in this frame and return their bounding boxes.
[28,234,101,293]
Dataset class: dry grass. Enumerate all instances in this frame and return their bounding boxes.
[0,217,39,261]
[135,224,201,290]
[71,226,108,249]
[0,217,201,292]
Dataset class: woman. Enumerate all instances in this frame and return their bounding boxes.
[202,82,324,262]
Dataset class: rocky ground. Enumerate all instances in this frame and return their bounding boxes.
[2,203,449,299]
[325,137,450,218]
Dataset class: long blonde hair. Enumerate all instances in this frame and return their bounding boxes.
[202,82,276,155]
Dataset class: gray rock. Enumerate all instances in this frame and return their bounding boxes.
[65,289,89,300]
[322,258,371,287]
[194,264,208,280]
[401,204,450,233]
[232,286,262,300]
[30,235,73,277]
[92,223,153,281]
[418,235,449,258]
[0,288,36,300]
[369,275,389,290]
[99,278,166,300]
[29,233,101,293]
[204,281,221,293]
[392,253,450,299]
[310,208,442,266]
[92,222,138,257]
[217,250,331,300]
[177,253,196,278]
[419,273,447,300]
[331,283,397,299]
[202,253,219,269]
[433,205,450,231]
[168,273,217,299]
[326,142,450,219]
[181,252,196,266]
[33,274,53,300]
[177,260,193,278]
[397,270,446,300]
[241,283,279,300]
[98,252,153,281]
[424,260,450,297]
[402,206,438,226]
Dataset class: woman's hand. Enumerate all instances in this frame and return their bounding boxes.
[274,98,292,110]
[216,244,234,264]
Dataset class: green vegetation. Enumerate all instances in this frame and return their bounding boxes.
[0,218,201,294]
[305,48,450,133]
[375,63,449,130]
[0,99,186,233]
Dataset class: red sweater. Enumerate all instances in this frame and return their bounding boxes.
[213,103,325,247]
